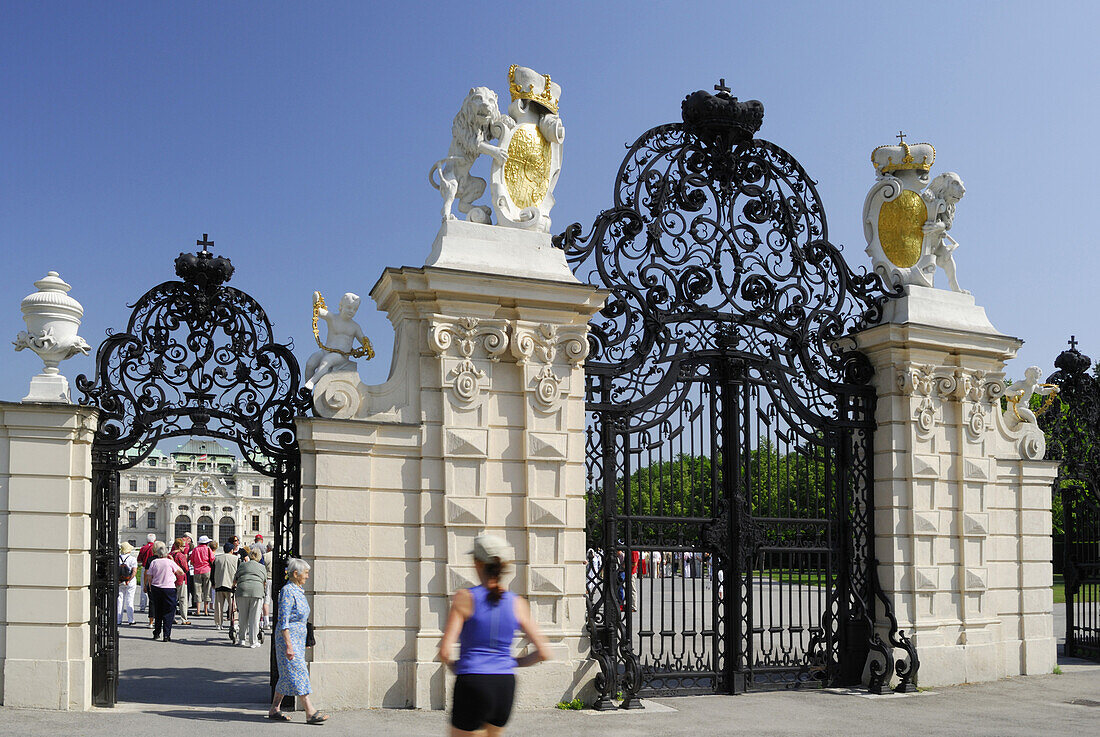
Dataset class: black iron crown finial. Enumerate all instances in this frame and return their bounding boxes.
[174,232,234,291]
[681,81,764,146]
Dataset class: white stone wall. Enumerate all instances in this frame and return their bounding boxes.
[856,299,1058,687]
[0,401,97,709]
[300,226,605,710]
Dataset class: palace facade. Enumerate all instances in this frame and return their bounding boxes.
[117,438,274,547]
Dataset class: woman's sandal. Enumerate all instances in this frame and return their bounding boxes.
[306,711,329,724]
[267,711,291,721]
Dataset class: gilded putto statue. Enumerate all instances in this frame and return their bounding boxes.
[430,65,564,233]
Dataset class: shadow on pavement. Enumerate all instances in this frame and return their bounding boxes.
[118,666,270,705]
[140,708,272,724]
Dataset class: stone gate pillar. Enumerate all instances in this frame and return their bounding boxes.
[854,287,1058,687]
[299,220,606,709]
[0,402,97,709]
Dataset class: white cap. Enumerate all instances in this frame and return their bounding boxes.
[198,535,211,544]
[471,533,512,565]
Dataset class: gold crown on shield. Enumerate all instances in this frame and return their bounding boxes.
[872,135,936,173]
[509,64,560,114]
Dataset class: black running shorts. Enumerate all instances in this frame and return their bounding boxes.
[451,673,516,731]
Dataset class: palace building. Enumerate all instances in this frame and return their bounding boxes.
[116,438,274,547]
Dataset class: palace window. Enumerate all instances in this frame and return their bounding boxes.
[147,511,156,529]
[148,480,157,493]
[127,510,136,528]
[219,516,235,542]
[252,484,260,497]
[174,515,191,540]
[251,514,260,532]
[129,479,138,492]
[149,458,157,467]
[218,464,230,474]
[197,515,214,539]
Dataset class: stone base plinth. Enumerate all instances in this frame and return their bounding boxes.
[0,402,97,710]
[856,287,1059,689]
[299,229,605,710]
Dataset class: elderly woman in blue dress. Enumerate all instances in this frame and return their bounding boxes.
[267,558,328,724]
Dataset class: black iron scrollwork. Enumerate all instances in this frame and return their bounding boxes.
[559,83,909,700]
[1041,338,1100,661]
[78,239,312,706]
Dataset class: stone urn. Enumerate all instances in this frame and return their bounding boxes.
[13,271,91,402]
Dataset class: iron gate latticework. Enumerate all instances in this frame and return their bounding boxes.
[557,84,917,707]
[77,238,312,707]
[1041,339,1100,661]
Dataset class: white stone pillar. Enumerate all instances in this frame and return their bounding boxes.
[300,220,605,709]
[854,286,1058,687]
[0,401,97,709]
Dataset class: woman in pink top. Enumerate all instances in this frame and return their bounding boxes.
[190,535,215,616]
[144,542,185,642]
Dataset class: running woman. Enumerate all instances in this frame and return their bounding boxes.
[439,534,552,736]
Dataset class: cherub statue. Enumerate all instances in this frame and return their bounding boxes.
[429,65,564,233]
[918,172,967,294]
[304,291,373,391]
[1003,366,1059,427]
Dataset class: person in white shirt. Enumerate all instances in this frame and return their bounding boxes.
[117,542,138,625]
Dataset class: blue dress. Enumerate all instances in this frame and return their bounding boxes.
[275,582,311,696]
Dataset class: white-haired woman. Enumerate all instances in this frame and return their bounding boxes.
[439,534,551,736]
[233,545,267,647]
[268,558,327,724]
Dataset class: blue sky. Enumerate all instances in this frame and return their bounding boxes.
[2,2,1097,404]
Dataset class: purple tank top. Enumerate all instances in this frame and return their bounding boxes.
[454,585,518,675]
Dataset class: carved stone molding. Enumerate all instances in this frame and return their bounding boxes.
[444,428,489,457]
[446,497,487,526]
[528,565,566,595]
[511,322,589,366]
[428,316,509,360]
[914,396,938,437]
[914,567,939,591]
[530,365,566,413]
[527,497,568,527]
[446,358,488,406]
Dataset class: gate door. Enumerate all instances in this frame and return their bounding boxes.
[564,85,917,707]
[77,239,312,706]
[1042,340,1100,661]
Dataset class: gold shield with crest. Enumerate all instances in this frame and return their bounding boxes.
[504,123,552,209]
[877,189,927,268]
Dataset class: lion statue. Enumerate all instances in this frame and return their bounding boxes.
[429,86,513,224]
[919,171,967,293]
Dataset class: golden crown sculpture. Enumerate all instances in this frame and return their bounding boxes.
[509,64,560,114]
[872,137,936,173]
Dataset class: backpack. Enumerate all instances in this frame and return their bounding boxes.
[119,555,134,584]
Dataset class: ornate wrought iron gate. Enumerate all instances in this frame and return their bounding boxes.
[560,84,916,707]
[78,239,311,707]
[1042,340,1100,661]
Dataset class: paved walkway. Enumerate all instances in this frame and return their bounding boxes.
[2,605,1096,735]
[2,651,1097,736]
[117,603,270,706]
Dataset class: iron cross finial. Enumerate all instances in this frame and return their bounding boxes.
[1069,335,1079,351]
[196,233,214,254]
[896,131,907,144]
[714,79,731,95]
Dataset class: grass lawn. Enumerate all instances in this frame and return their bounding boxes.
[1054,574,1098,604]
